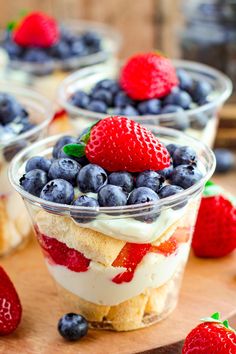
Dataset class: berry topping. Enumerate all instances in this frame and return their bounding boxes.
[70,90,90,109]
[13,12,59,48]
[163,88,192,109]
[25,156,52,173]
[158,185,186,209]
[157,165,174,180]
[40,179,74,204]
[58,313,88,341]
[191,81,212,105]
[120,52,178,100]
[20,169,48,197]
[37,233,90,272]
[136,170,164,193]
[214,148,235,173]
[137,99,161,115]
[92,89,113,106]
[172,146,197,166]
[0,93,24,125]
[53,135,77,159]
[72,195,99,223]
[192,182,236,258]
[190,113,208,130]
[0,266,22,335]
[48,158,81,185]
[176,68,193,91]
[87,100,107,113]
[108,171,134,193]
[170,165,203,189]
[93,79,120,94]
[161,104,184,114]
[64,116,170,172]
[182,312,236,354]
[77,164,107,193]
[114,91,133,107]
[166,143,180,157]
[98,185,127,207]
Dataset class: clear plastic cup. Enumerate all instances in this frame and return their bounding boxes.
[0,84,53,256]
[58,60,232,147]
[9,127,215,331]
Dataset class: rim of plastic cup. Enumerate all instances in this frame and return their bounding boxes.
[58,59,232,121]
[3,20,122,73]
[0,83,54,149]
[9,125,216,218]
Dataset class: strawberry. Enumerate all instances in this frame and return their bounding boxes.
[37,232,90,272]
[13,12,59,48]
[0,266,22,335]
[119,52,178,100]
[112,237,178,284]
[192,181,236,258]
[182,312,236,353]
[63,116,170,172]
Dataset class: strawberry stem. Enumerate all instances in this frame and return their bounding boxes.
[201,312,236,332]
[63,143,85,158]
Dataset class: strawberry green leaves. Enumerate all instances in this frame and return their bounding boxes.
[201,312,236,332]
[63,143,85,158]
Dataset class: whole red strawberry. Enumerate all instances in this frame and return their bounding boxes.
[13,12,59,48]
[64,116,171,172]
[120,52,178,100]
[182,312,236,353]
[192,181,236,258]
[0,266,22,335]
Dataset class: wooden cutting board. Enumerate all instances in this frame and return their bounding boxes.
[1,238,235,354]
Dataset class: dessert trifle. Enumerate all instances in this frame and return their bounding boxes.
[58,52,232,147]
[0,83,53,256]
[0,11,121,99]
[9,116,215,331]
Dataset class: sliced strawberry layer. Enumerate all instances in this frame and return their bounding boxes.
[112,237,178,284]
[36,231,90,272]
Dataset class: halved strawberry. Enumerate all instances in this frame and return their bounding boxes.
[150,236,178,256]
[0,267,22,335]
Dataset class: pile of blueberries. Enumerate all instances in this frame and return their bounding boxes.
[69,69,212,131]
[2,27,101,65]
[0,92,34,144]
[20,134,203,223]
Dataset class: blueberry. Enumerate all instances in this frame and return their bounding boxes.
[91,89,113,106]
[157,165,174,180]
[20,169,48,197]
[77,164,107,193]
[214,148,235,173]
[170,165,203,189]
[114,91,133,107]
[49,158,81,185]
[53,136,77,159]
[128,187,160,222]
[20,121,36,133]
[98,185,127,207]
[23,48,50,63]
[60,27,75,44]
[3,40,22,59]
[50,40,71,59]
[108,172,134,193]
[58,313,88,341]
[3,140,27,162]
[40,179,74,204]
[158,184,187,209]
[173,146,197,166]
[163,89,192,109]
[71,39,88,56]
[137,99,161,115]
[72,195,99,223]
[82,31,101,51]
[25,156,52,173]
[171,114,190,131]
[87,100,107,113]
[117,105,138,116]
[176,69,193,91]
[190,113,208,130]
[70,91,90,109]
[136,171,164,193]
[161,105,184,114]
[93,79,120,95]
[191,81,211,104]
[0,93,23,125]
[166,143,180,157]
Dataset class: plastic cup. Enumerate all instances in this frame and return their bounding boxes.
[58,60,232,147]
[0,83,53,256]
[9,126,215,331]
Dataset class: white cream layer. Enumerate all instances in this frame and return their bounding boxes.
[46,242,189,306]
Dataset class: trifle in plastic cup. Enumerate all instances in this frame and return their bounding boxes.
[9,117,215,331]
[0,12,121,100]
[0,83,53,256]
[58,53,232,147]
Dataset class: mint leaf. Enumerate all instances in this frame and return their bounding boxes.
[63,144,85,158]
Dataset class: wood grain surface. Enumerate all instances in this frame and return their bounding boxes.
[0,169,235,354]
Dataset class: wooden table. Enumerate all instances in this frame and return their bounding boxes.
[1,172,236,354]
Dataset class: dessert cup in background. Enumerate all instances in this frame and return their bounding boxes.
[58,60,232,147]
[0,84,53,256]
[9,126,215,331]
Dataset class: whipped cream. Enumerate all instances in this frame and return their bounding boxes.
[46,242,190,306]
